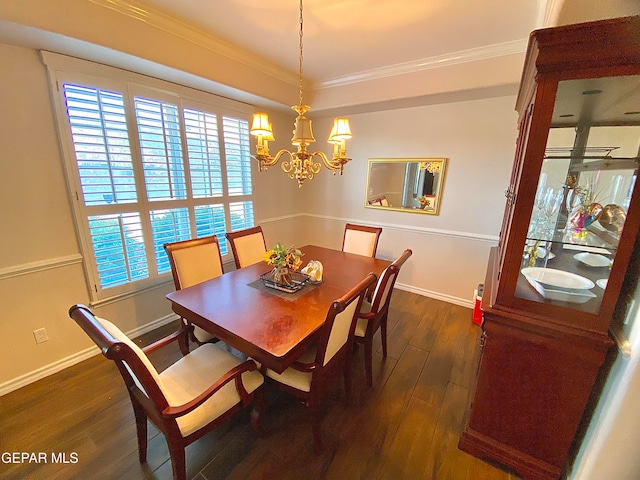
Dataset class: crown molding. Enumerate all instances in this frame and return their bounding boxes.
[318,39,528,89]
[88,0,298,87]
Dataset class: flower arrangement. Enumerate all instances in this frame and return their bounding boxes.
[565,175,603,232]
[263,243,303,271]
[418,195,431,209]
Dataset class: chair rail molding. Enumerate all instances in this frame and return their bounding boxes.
[277,213,500,243]
[0,254,83,281]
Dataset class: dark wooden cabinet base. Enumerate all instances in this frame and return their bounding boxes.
[459,296,611,479]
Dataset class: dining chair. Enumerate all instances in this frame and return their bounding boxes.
[69,304,266,480]
[262,273,377,452]
[164,235,224,345]
[225,226,267,269]
[354,249,412,386]
[342,223,383,257]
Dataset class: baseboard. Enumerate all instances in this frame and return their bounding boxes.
[0,313,179,397]
[395,282,473,308]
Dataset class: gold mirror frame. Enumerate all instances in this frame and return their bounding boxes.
[365,158,447,215]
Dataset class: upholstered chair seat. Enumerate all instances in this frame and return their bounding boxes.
[354,299,372,337]
[264,345,317,392]
[159,344,264,436]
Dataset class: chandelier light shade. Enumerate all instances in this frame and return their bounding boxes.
[250,113,272,137]
[250,0,352,187]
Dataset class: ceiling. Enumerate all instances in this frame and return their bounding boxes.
[137,0,543,85]
[134,0,545,112]
[0,0,552,114]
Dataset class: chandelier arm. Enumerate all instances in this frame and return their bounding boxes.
[312,151,351,173]
[252,149,294,171]
[278,151,297,174]
[306,155,322,175]
[273,149,293,165]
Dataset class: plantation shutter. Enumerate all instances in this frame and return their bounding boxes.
[135,97,187,202]
[62,83,150,290]
[49,54,256,301]
[222,116,253,196]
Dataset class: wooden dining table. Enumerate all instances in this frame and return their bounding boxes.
[166,245,391,373]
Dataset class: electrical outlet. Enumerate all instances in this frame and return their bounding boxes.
[33,328,48,344]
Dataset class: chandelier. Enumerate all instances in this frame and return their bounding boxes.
[420,161,442,173]
[250,0,352,188]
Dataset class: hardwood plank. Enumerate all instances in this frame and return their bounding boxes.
[375,395,441,480]
[449,305,483,390]
[414,303,469,407]
[408,297,450,352]
[323,345,430,480]
[420,381,474,479]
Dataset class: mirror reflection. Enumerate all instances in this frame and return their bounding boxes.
[365,158,447,215]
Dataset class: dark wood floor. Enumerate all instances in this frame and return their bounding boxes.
[0,291,519,480]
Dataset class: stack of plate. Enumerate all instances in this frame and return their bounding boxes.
[521,267,596,304]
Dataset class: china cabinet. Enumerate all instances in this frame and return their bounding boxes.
[458,16,640,480]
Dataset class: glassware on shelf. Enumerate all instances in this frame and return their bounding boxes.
[531,189,547,235]
[542,188,564,239]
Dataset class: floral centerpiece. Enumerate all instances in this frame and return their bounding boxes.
[418,195,431,210]
[263,242,303,285]
[565,175,603,235]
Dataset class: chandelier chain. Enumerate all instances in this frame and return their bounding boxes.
[298,0,304,107]
[249,0,352,187]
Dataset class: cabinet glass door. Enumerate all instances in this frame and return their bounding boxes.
[516,74,640,313]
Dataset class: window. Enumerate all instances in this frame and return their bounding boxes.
[46,54,255,302]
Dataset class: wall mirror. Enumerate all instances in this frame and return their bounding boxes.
[365,158,447,215]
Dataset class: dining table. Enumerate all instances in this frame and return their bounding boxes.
[166,245,391,373]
